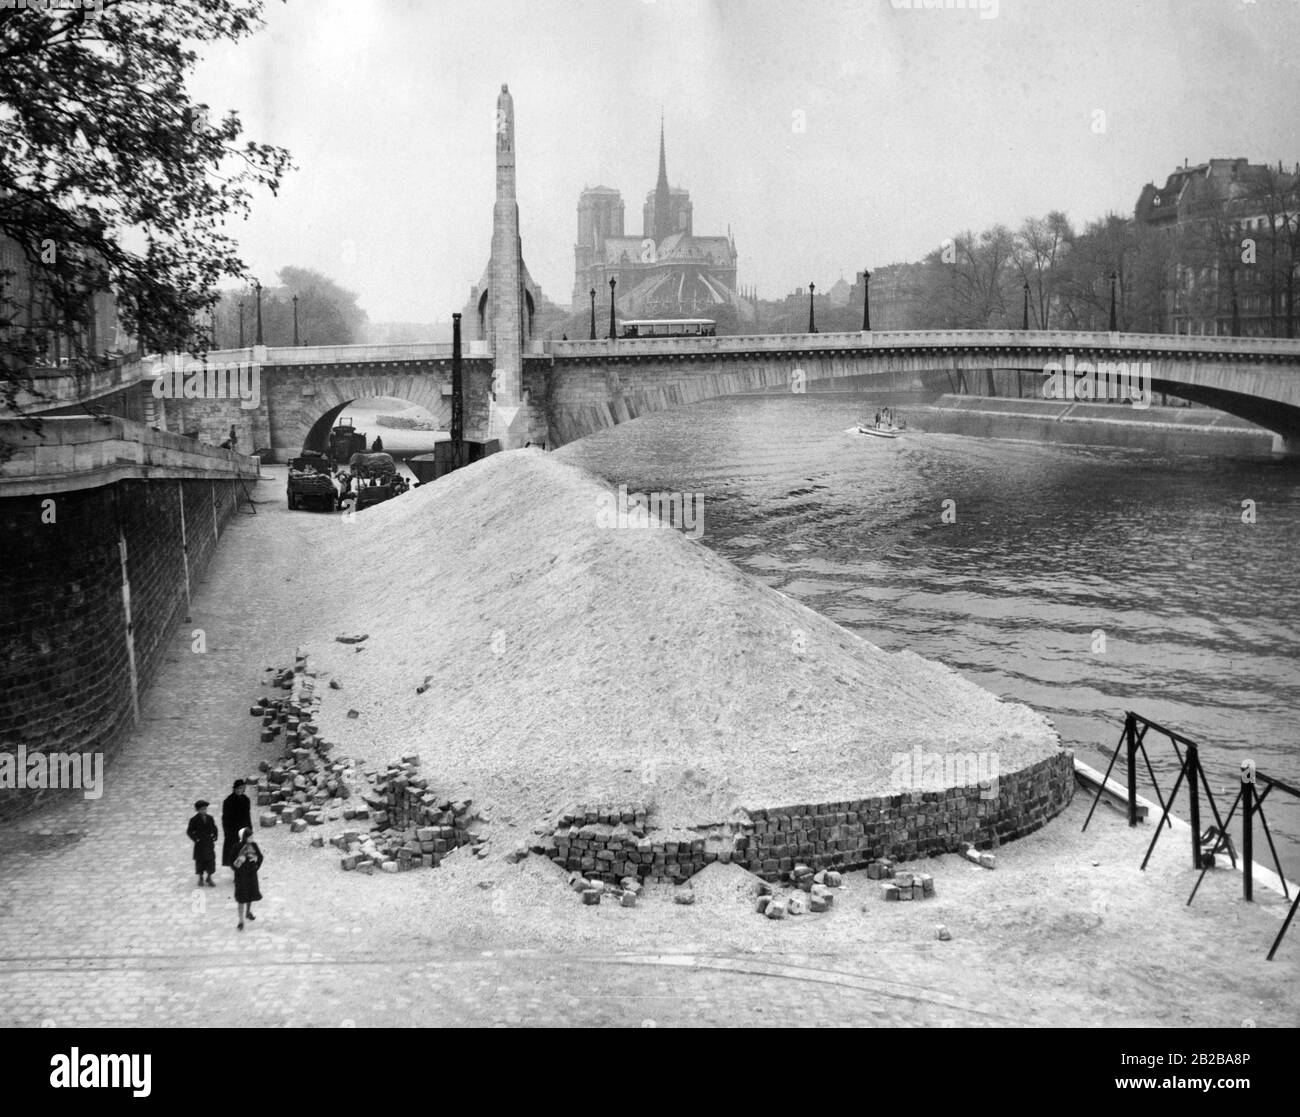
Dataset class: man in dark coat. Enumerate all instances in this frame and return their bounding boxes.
[186,800,218,886]
[221,780,252,873]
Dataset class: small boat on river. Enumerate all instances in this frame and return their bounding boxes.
[853,405,906,439]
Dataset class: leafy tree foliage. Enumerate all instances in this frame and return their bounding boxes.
[0,0,292,440]
[208,267,368,348]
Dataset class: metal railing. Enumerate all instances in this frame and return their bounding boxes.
[1083,711,1299,959]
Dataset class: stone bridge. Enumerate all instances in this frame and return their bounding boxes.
[32,329,1300,457]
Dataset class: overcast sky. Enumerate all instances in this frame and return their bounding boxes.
[190,0,1300,323]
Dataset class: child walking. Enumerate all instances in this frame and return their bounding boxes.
[186,800,218,887]
[232,827,264,930]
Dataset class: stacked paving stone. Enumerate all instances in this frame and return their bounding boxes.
[538,752,1073,887]
[251,656,480,874]
[566,871,644,907]
[336,757,480,873]
[880,868,936,902]
[755,865,845,919]
[533,804,731,885]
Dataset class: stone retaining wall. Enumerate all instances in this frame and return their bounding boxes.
[539,749,1075,884]
[0,421,254,818]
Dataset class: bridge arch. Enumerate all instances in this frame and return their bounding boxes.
[296,377,451,455]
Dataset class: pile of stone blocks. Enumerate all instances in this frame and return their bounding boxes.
[251,657,480,874]
[335,753,480,872]
[252,658,346,830]
[250,650,322,748]
[535,751,1072,888]
[567,872,643,908]
[881,869,936,902]
[755,864,843,918]
[538,804,708,885]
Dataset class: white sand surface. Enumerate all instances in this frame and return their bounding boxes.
[303,449,1060,834]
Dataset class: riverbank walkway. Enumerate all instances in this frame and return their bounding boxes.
[0,470,1295,1028]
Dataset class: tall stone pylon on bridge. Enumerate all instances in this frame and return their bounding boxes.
[485,83,528,447]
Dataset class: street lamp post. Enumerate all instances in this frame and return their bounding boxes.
[254,281,264,346]
[1023,281,1030,331]
[238,301,245,348]
[808,282,816,333]
[1109,271,1118,331]
[292,295,300,346]
[862,269,871,332]
[589,287,596,340]
[608,277,617,340]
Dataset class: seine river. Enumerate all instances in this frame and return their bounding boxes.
[561,392,1300,877]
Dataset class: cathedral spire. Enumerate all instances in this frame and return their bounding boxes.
[653,112,672,243]
[657,112,668,192]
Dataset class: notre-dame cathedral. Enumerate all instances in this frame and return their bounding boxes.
[571,123,755,333]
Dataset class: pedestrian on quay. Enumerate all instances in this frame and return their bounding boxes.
[221,779,252,876]
[186,799,218,887]
[232,827,264,931]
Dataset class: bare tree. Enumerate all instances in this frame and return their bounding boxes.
[1012,212,1072,329]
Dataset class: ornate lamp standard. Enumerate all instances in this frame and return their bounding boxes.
[254,280,264,346]
[608,277,617,340]
[808,282,816,333]
[292,295,300,346]
[862,269,871,331]
[589,287,596,340]
[1109,270,1119,331]
[1023,281,1030,330]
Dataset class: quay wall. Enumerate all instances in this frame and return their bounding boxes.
[0,418,259,818]
[916,395,1276,455]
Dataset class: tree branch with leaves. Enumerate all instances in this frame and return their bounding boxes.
[0,0,293,454]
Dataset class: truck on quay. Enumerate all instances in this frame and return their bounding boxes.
[343,451,408,512]
[327,420,367,466]
[287,450,339,511]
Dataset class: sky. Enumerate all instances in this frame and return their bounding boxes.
[190,0,1300,324]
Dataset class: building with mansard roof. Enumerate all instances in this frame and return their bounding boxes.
[1135,157,1300,337]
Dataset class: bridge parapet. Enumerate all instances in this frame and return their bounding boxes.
[546,329,1300,361]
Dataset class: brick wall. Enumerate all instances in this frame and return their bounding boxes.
[540,750,1075,884]
[0,476,246,818]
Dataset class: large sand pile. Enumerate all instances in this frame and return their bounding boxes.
[303,449,1060,833]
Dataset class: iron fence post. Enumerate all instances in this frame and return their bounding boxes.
[1242,763,1254,903]
[1188,744,1202,869]
[1125,712,1138,827]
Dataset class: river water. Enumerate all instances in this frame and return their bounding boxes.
[560,392,1300,877]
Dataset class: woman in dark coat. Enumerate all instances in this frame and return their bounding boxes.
[232,827,264,930]
[221,780,252,871]
[186,800,218,886]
